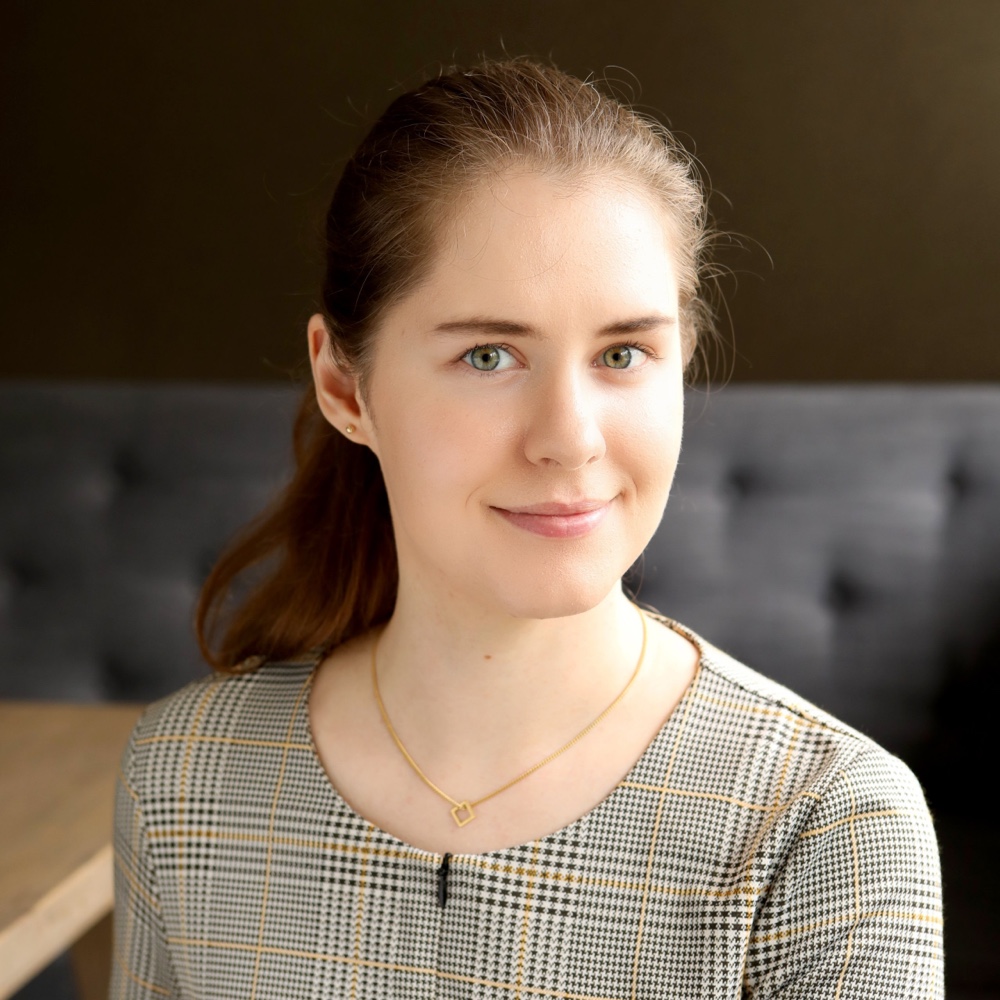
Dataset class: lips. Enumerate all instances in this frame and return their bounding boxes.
[491,499,612,538]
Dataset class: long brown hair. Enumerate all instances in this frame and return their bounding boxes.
[196,56,717,671]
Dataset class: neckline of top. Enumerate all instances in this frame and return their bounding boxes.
[298,613,708,864]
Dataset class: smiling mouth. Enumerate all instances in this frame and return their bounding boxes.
[491,500,612,539]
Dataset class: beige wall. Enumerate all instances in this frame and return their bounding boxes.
[3,1,998,382]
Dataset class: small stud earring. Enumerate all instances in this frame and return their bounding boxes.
[345,423,356,435]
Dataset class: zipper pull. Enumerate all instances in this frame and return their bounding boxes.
[437,852,452,908]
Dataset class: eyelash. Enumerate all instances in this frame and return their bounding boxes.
[459,340,658,374]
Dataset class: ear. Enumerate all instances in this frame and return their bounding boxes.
[307,313,376,448]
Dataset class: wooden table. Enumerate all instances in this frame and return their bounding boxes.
[0,701,143,1000]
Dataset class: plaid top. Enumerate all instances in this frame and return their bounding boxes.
[111,619,944,999]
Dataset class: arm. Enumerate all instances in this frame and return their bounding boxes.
[745,748,944,999]
[108,724,178,1000]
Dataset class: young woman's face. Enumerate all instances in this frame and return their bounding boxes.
[361,171,685,620]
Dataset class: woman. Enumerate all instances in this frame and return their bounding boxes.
[111,58,943,998]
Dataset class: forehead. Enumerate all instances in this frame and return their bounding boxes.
[409,170,679,320]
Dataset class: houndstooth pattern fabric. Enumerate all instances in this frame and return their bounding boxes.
[110,618,944,999]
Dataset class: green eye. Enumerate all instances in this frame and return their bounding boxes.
[468,346,502,371]
[602,345,633,369]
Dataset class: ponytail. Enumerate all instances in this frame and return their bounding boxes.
[195,387,396,670]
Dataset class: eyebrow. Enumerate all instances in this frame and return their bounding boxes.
[430,315,677,338]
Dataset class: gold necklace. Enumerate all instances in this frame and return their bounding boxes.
[371,604,649,827]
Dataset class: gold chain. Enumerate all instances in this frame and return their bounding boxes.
[371,604,649,827]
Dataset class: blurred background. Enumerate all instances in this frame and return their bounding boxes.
[3,2,998,998]
[4,0,999,385]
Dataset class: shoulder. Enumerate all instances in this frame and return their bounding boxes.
[658,623,943,993]
[120,654,320,798]
[682,619,905,753]
[684,620,875,745]
[658,617,935,823]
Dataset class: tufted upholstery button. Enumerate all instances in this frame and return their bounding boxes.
[197,549,222,582]
[100,652,133,700]
[824,572,863,613]
[111,448,146,489]
[8,556,44,589]
[725,467,758,499]
[946,464,973,499]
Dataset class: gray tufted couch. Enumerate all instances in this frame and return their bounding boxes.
[2,382,997,999]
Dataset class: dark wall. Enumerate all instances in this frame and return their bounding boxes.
[3,1,999,382]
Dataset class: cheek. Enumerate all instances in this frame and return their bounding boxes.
[615,384,684,490]
[372,384,513,512]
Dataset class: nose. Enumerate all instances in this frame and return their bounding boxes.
[522,367,607,469]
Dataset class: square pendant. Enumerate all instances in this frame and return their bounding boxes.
[450,801,476,826]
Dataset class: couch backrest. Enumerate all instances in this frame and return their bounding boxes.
[3,383,999,763]
[636,386,1000,763]
[0,384,297,701]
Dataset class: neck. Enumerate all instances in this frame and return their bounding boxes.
[372,582,646,771]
